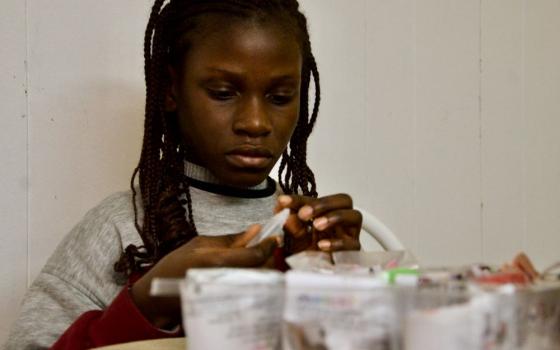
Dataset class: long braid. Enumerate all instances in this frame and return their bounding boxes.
[278,7,320,197]
[115,0,167,274]
[116,0,321,277]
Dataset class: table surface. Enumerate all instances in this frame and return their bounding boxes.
[93,337,185,350]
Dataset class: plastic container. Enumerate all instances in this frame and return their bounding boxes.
[181,268,284,350]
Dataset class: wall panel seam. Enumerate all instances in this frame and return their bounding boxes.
[479,0,484,260]
[24,0,30,288]
[521,0,527,251]
[412,0,418,251]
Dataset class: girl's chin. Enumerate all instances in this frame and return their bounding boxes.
[219,168,271,189]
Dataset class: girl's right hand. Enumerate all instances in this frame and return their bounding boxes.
[131,224,280,329]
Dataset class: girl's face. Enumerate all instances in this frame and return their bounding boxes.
[169,19,302,188]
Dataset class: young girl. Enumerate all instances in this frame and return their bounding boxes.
[5,1,361,349]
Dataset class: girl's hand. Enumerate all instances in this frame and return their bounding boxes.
[501,252,540,282]
[131,225,280,328]
[276,194,362,254]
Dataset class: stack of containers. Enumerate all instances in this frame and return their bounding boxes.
[176,252,560,350]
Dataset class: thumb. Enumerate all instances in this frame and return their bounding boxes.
[217,236,279,268]
[230,224,262,248]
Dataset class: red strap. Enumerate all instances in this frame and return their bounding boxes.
[50,286,182,349]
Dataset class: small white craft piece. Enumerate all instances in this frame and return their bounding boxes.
[246,208,290,248]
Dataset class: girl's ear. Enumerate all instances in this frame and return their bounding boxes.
[165,65,178,112]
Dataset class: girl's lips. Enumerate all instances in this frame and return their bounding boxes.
[225,154,273,169]
[225,146,274,169]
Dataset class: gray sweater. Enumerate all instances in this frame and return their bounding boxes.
[4,163,278,349]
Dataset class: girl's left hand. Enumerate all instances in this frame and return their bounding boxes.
[276,194,362,254]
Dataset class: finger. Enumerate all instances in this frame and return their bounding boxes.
[277,194,313,210]
[218,237,279,267]
[304,194,353,221]
[516,261,539,281]
[317,226,360,252]
[311,209,362,235]
[276,196,312,238]
[515,252,539,277]
[277,195,315,220]
[283,212,309,238]
[317,238,343,252]
[288,194,354,222]
[513,252,539,280]
[317,236,360,252]
[229,224,262,248]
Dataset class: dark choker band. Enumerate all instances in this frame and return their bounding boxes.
[183,176,277,198]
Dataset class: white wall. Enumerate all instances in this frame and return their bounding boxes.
[1,0,29,345]
[1,0,560,344]
[1,0,151,343]
[303,0,560,270]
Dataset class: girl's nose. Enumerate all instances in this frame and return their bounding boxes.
[232,96,272,137]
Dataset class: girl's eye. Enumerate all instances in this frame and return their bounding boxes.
[207,89,237,101]
[267,94,295,106]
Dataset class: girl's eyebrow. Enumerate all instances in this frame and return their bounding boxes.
[200,68,244,86]
[269,75,299,85]
[204,67,244,77]
[203,67,299,84]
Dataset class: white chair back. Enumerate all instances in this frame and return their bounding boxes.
[355,206,404,251]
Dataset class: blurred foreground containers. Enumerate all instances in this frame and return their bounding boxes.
[179,256,560,350]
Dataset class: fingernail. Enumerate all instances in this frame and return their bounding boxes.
[317,240,331,250]
[298,205,313,220]
[278,195,292,206]
[313,217,328,231]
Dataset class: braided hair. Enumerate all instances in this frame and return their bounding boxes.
[115,0,321,276]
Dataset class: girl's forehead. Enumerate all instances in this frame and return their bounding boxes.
[181,18,302,72]
[185,13,301,52]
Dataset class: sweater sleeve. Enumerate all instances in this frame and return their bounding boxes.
[50,286,182,349]
[3,191,161,350]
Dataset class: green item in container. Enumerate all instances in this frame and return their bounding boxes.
[384,268,419,285]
